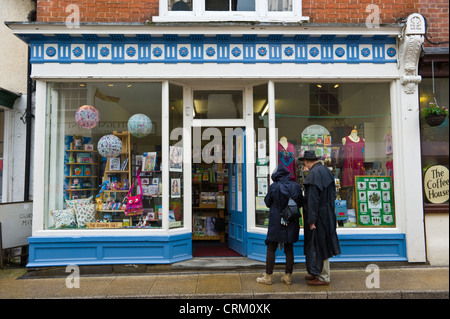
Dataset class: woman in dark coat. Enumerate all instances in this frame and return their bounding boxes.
[301,151,341,286]
[257,163,304,285]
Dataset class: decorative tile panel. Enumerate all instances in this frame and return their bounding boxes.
[24,34,398,64]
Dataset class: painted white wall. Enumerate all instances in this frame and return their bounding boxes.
[0,0,35,203]
[425,214,449,266]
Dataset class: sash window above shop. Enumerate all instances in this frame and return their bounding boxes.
[156,0,307,22]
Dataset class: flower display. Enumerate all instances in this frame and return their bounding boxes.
[421,101,449,118]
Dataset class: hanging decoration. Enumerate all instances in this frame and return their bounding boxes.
[75,105,100,129]
[128,113,153,138]
[97,134,122,158]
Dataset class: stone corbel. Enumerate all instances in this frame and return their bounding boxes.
[398,13,425,94]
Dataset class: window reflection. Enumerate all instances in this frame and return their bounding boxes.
[205,0,255,11]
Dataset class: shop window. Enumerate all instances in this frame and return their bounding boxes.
[419,78,449,205]
[193,90,243,119]
[260,82,395,228]
[253,84,270,227]
[169,84,184,228]
[43,82,163,230]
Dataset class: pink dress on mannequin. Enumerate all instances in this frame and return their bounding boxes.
[278,142,296,181]
[342,136,365,187]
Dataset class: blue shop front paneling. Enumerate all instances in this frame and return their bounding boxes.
[247,232,407,263]
[27,233,192,267]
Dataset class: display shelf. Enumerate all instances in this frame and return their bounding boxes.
[65,140,100,200]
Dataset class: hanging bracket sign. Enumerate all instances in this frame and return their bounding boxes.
[423,165,449,204]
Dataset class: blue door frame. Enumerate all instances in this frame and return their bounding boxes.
[228,128,247,256]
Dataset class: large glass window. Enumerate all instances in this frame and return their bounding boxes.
[193,90,243,119]
[43,82,163,230]
[257,82,395,228]
[169,84,184,228]
[419,77,449,205]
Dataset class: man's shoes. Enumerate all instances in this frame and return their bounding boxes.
[256,273,272,285]
[306,278,330,286]
[281,273,292,285]
[305,274,316,281]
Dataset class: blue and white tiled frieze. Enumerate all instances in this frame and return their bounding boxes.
[23,34,397,64]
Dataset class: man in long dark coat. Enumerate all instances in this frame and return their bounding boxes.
[300,150,341,286]
[257,164,303,285]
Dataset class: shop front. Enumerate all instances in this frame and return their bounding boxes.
[8,14,428,267]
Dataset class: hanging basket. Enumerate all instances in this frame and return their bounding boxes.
[425,114,446,127]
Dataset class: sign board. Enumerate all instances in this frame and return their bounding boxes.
[0,201,32,249]
[423,165,449,204]
[355,176,395,227]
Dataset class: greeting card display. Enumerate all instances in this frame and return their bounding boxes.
[355,176,395,227]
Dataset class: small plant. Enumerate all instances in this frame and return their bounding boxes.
[421,101,449,118]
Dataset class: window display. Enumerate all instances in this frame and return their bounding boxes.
[44,82,163,230]
[269,82,395,228]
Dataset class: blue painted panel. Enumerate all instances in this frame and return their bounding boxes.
[247,232,407,263]
[27,233,192,267]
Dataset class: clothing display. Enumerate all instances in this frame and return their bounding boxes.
[342,135,365,187]
[384,131,393,155]
[386,159,394,183]
[278,140,296,181]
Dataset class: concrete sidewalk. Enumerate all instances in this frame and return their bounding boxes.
[0,259,448,299]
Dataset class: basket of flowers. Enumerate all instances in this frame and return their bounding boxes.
[421,101,448,127]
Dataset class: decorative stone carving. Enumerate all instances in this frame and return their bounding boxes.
[398,14,426,94]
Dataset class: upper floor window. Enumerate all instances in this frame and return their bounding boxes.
[156,0,308,22]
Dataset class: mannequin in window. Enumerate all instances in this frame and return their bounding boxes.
[278,136,296,181]
[341,126,365,188]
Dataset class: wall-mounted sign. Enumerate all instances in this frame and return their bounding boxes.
[423,165,449,204]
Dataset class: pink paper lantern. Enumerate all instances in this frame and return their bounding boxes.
[75,105,100,129]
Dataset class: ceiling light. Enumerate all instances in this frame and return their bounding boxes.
[261,102,269,117]
[317,84,322,88]
[334,84,339,88]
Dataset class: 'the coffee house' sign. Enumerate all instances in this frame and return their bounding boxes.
[423,165,449,204]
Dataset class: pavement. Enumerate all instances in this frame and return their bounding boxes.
[0,257,448,300]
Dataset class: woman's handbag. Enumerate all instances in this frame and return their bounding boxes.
[124,169,144,216]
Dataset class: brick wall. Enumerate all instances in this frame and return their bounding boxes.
[302,0,418,24]
[37,0,159,23]
[36,0,448,47]
[418,0,449,47]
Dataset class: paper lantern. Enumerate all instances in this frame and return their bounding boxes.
[97,135,122,158]
[128,113,152,138]
[75,105,100,129]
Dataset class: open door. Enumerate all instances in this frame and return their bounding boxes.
[228,127,247,256]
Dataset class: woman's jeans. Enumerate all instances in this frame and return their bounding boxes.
[265,241,294,274]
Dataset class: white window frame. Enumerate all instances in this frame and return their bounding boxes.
[153,0,309,23]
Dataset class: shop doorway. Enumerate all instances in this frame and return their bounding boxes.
[191,126,247,257]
